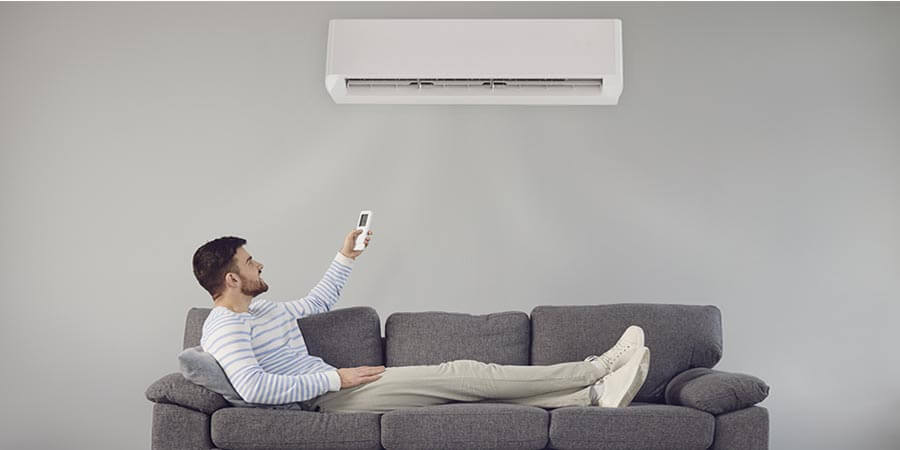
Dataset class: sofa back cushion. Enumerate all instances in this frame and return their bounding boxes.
[530,303,722,403]
[182,305,384,367]
[385,311,530,366]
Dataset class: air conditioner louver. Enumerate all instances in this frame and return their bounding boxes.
[344,78,604,97]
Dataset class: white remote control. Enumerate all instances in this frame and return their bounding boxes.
[353,210,372,251]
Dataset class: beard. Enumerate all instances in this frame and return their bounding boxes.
[239,273,269,297]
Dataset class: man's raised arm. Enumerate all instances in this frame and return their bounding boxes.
[200,314,341,404]
[280,251,355,320]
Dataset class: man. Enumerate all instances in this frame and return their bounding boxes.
[192,228,650,414]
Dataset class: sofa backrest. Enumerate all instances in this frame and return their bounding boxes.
[182,305,384,368]
[385,311,531,366]
[530,303,722,403]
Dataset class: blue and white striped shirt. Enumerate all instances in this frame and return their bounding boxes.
[200,251,354,405]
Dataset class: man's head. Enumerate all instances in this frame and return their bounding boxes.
[192,236,267,301]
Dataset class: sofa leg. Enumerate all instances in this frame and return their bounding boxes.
[151,403,215,450]
[711,406,769,450]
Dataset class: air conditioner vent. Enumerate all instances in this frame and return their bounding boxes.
[346,78,604,89]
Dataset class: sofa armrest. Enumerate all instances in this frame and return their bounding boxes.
[145,372,230,415]
[665,367,770,415]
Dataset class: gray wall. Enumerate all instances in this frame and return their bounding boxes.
[1,2,898,449]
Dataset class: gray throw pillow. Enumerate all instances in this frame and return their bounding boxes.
[177,346,314,411]
[665,367,770,415]
[178,346,253,407]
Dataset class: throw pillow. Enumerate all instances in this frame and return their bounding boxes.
[178,346,252,407]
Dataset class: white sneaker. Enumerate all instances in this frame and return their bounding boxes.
[585,325,645,377]
[590,346,650,408]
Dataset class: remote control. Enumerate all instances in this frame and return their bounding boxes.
[353,210,372,251]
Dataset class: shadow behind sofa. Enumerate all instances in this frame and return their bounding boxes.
[146,304,769,449]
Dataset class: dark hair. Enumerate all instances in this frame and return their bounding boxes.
[192,236,247,300]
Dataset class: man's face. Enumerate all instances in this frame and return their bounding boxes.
[230,246,267,297]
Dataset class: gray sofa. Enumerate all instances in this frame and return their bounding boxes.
[146,303,769,449]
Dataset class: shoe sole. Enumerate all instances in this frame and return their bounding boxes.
[609,347,650,408]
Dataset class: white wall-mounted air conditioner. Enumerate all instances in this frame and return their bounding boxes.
[325,19,623,105]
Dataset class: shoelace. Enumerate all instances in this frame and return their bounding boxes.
[588,342,634,371]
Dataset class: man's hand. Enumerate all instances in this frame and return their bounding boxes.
[337,366,385,389]
[340,228,373,260]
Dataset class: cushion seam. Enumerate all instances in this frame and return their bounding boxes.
[694,391,762,403]
[153,398,216,415]
[554,438,707,444]
[385,412,545,417]
[215,438,379,445]
[384,439,544,443]
[557,413,710,419]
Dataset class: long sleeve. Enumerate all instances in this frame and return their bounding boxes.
[280,251,354,320]
[200,314,334,404]
[325,369,342,391]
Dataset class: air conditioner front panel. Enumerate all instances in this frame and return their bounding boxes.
[327,19,619,76]
[326,19,623,105]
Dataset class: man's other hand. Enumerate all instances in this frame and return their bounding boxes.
[337,365,385,389]
[340,228,373,260]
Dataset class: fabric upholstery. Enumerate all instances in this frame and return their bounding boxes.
[210,407,382,449]
[711,406,770,450]
[149,303,767,449]
[183,307,209,350]
[380,403,548,449]
[665,367,770,415]
[548,401,715,449]
[530,303,722,403]
[145,372,230,415]
[151,403,215,450]
[298,305,385,368]
[183,305,384,368]
[385,311,530,366]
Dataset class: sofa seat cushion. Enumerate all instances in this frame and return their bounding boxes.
[548,402,715,450]
[210,407,381,449]
[380,403,548,449]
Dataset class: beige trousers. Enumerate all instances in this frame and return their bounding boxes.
[303,359,605,414]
